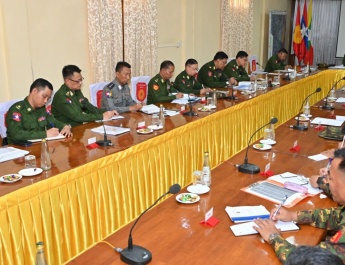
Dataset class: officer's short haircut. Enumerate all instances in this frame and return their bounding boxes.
[116,61,131,73]
[278,48,288,54]
[285,246,343,265]
[334,148,345,170]
[185,59,198,67]
[62,65,82,79]
[236,51,249,59]
[160,60,174,70]
[30,78,53,93]
[213,51,228,61]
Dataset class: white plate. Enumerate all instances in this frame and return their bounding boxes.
[300,114,312,118]
[176,193,200,204]
[260,139,276,145]
[295,116,310,121]
[187,185,210,195]
[18,168,43,176]
[0,174,22,183]
[324,98,336,102]
[198,107,211,112]
[253,144,272,151]
[136,128,153,134]
[147,125,163,130]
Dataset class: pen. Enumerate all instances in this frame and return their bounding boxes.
[272,195,288,219]
[49,122,55,128]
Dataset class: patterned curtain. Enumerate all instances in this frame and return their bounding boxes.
[123,0,157,77]
[87,0,123,83]
[221,0,254,57]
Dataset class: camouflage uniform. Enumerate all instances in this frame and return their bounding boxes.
[270,206,345,263]
[101,79,136,113]
[197,61,228,88]
[6,97,67,144]
[223,59,250,82]
[147,74,178,104]
[264,54,286,72]
[174,70,203,94]
[317,176,332,197]
[52,84,106,127]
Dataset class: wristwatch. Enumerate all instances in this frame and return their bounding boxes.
[268,233,280,244]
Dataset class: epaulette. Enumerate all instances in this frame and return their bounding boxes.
[107,82,115,89]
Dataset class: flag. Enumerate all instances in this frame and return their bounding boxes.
[304,0,314,65]
[293,1,303,64]
[300,0,308,63]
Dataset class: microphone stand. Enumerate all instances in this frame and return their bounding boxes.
[238,117,278,174]
[183,95,198,116]
[120,184,181,265]
[322,77,345,110]
[226,85,237,100]
[293,88,322,131]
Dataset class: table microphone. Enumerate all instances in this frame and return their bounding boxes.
[293,87,321,131]
[256,62,265,70]
[322,77,345,110]
[238,117,278,174]
[120,183,181,265]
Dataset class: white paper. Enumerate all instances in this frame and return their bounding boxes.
[230,221,299,236]
[0,147,29,163]
[28,134,65,142]
[335,98,345,103]
[164,110,180,117]
[141,104,160,114]
[225,205,270,223]
[91,125,130,136]
[95,115,124,122]
[311,117,344,127]
[336,115,345,121]
[308,154,329,161]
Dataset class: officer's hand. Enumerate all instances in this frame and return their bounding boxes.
[253,219,281,243]
[175,93,184,99]
[319,167,328,176]
[229,77,237,85]
[46,128,60,138]
[103,111,117,120]
[249,76,256,81]
[60,125,73,138]
[129,104,142,111]
[309,175,321,188]
[270,207,297,222]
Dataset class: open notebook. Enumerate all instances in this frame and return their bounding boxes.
[230,221,299,236]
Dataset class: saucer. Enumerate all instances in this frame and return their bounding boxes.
[0,174,22,183]
[253,144,272,151]
[260,139,276,145]
[176,193,200,204]
[137,128,153,134]
[147,125,163,130]
[187,185,210,195]
[18,168,43,176]
[295,116,310,121]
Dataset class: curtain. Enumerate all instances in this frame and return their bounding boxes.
[123,0,157,77]
[87,0,123,83]
[220,0,254,57]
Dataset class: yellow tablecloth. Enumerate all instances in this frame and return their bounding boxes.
[1,70,344,264]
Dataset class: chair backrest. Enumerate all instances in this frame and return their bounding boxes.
[0,99,21,138]
[130,76,150,103]
[96,90,103,108]
[89,82,108,107]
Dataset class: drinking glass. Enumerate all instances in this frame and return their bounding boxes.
[25,155,36,168]
[193,170,203,185]
[151,114,159,126]
[263,128,273,140]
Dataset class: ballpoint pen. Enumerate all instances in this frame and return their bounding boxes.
[49,122,55,128]
[272,195,288,219]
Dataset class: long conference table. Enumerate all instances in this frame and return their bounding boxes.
[0,70,344,264]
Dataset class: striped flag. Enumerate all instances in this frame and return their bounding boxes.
[304,0,314,65]
[293,0,303,64]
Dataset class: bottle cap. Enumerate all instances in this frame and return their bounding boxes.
[42,139,46,143]
[36,241,44,246]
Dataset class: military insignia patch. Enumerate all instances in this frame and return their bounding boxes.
[330,231,342,243]
[38,116,46,122]
[187,76,190,79]
[12,112,21,122]
[153,84,159,91]
[182,80,185,84]
[208,71,212,77]
[27,108,31,112]
[16,105,21,110]
[66,98,72,104]
[106,91,112,98]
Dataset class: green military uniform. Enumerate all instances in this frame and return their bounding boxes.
[223,59,250,82]
[174,70,203,94]
[264,54,286,72]
[317,176,332,197]
[6,97,67,144]
[101,79,136,113]
[197,61,228,88]
[52,84,106,127]
[270,206,345,263]
[147,73,179,104]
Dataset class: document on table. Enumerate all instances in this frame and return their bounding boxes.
[95,115,124,122]
[0,147,29,163]
[335,98,345,103]
[28,134,66,142]
[311,117,344,126]
[230,221,299,236]
[308,153,328,161]
[225,205,270,223]
[141,104,160,114]
[91,125,130,136]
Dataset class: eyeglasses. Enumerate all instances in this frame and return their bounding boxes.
[68,77,84,84]
[188,65,198,72]
[280,174,309,185]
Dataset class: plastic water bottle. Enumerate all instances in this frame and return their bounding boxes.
[159,104,165,128]
[203,151,211,186]
[269,122,275,141]
[35,242,47,265]
[303,98,310,116]
[40,139,51,170]
[212,89,217,106]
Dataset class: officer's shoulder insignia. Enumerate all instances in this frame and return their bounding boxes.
[27,108,32,112]
[182,75,185,79]
[236,66,238,69]
[160,79,164,83]
[187,76,190,79]
[38,116,46,122]
[154,78,158,83]
[15,105,21,110]
[107,82,115,89]
[106,91,112,98]
[12,112,22,122]
[66,98,72,104]
[153,84,159,91]
[330,231,343,243]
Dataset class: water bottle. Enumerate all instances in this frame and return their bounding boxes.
[212,89,217,106]
[269,122,275,141]
[41,139,51,170]
[159,104,165,128]
[303,98,310,116]
[36,242,47,265]
[203,151,211,186]
[330,89,335,99]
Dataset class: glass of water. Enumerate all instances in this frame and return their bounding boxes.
[152,114,159,126]
[25,155,36,168]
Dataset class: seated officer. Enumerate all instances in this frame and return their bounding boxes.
[6,78,72,144]
[264,48,292,72]
[174,58,208,95]
[147,60,183,104]
[101,61,142,114]
[52,65,117,127]
[223,51,255,85]
[197,51,229,88]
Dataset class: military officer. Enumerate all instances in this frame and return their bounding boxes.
[174,59,209,95]
[197,51,229,88]
[253,148,345,263]
[147,60,183,104]
[264,48,292,72]
[223,51,255,85]
[52,65,117,127]
[6,78,72,144]
[101,61,142,113]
